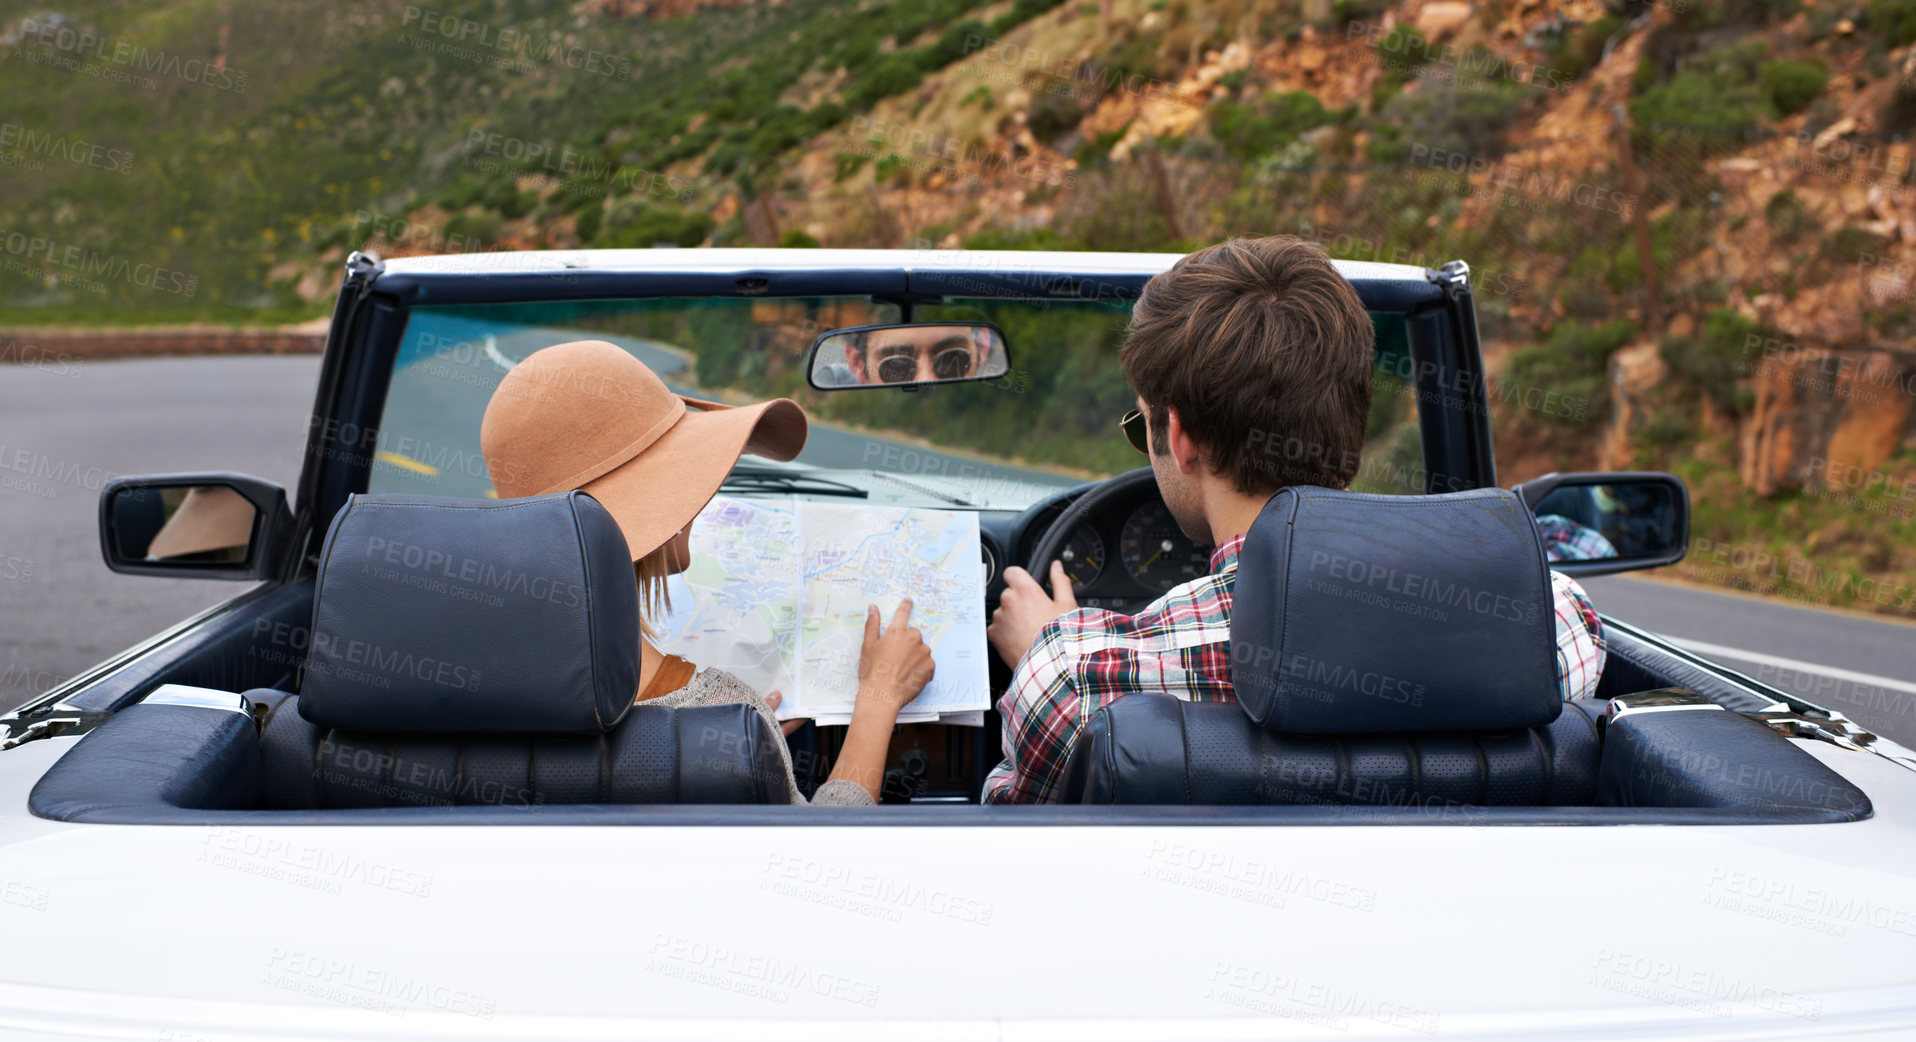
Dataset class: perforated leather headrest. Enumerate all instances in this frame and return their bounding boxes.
[1230,486,1560,734]
[300,492,639,734]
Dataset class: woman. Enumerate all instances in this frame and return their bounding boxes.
[479,339,931,805]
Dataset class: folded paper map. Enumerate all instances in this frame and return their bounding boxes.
[655,496,990,724]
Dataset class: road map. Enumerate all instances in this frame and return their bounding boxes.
[656,496,989,723]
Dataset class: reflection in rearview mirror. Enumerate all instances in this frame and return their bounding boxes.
[808,322,1009,389]
[1533,482,1675,564]
[109,485,258,564]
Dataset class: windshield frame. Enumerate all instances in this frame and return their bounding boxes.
[297,249,1484,573]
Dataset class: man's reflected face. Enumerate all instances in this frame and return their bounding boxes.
[845,327,983,384]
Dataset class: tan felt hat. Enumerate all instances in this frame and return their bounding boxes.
[479,340,807,561]
[146,485,257,559]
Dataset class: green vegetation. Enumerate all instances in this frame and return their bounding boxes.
[1549,16,1623,82]
[1208,91,1335,160]
[1379,82,1527,157]
[0,0,1070,323]
[1659,308,1764,414]
[1761,58,1829,115]
[1869,0,1916,46]
[1764,189,1813,243]
[1630,40,1775,161]
[1504,319,1638,428]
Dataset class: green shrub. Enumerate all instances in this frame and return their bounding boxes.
[1624,41,1770,159]
[1209,90,1332,160]
[1870,0,1916,46]
[1073,125,1127,168]
[574,201,604,244]
[1504,319,1638,428]
[961,226,1072,250]
[1764,188,1812,243]
[833,151,871,181]
[777,228,821,248]
[1761,58,1828,115]
[1027,90,1085,143]
[1550,16,1622,82]
[442,210,502,247]
[1660,308,1763,413]
[1824,226,1890,264]
[597,204,713,248]
[1380,82,1526,158]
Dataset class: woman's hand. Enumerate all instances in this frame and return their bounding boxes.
[827,600,935,802]
[855,599,935,719]
[764,691,806,737]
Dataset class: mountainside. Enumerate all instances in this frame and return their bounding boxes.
[5,0,1914,614]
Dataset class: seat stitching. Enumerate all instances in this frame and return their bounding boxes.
[598,733,610,803]
[1333,737,1350,806]
[454,741,468,808]
[1527,722,1553,805]
[1174,700,1191,805]
[1404,735,1420,804]
[1469,734,1488,805]
[383,737,397,809]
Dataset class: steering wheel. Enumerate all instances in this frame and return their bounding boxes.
[1025,466,1160,598]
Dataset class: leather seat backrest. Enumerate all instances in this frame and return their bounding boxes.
[1059,487,1595,806]
[1058,697,1600,806]
[258,693,790,808]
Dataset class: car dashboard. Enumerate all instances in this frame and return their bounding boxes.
[982,482,1214,616]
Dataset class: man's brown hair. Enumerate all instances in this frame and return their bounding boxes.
[1120,235,1375,494]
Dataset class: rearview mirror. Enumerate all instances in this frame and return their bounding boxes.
[99,473,295,580]
[1511,471,1689,577]
[808,322,1009,389]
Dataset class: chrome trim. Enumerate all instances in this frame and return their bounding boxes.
[1606,689,1725,722]
[141,684,253,716]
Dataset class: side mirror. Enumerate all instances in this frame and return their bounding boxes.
[99,473,295,580]
[1510,471,1689,578]
[807,322,1010,389]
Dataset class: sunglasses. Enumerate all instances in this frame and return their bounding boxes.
[1120,409,1149,454]
[875,347,976,384]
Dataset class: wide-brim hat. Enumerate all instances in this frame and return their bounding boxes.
[479,340,806,561]
[146,485,256,559]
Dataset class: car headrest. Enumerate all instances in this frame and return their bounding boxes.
[300,492,640,734]
[1230,486,1560,734]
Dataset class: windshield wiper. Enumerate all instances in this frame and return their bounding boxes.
[721,467,869,498]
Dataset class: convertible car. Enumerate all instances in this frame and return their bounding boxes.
[3,248,1914,1039]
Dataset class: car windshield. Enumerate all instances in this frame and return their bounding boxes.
[371,294,1422,510]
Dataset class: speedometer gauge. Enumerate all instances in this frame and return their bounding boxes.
[1053,527,1105,592]
[1119,502,1211,592]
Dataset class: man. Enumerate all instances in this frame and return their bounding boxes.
[981,236,1606,804]
[840,326,988,384]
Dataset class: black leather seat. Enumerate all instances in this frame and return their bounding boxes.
[1059,486,1601,806]
[252,490,791,808]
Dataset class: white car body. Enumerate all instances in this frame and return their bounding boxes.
[5,250,1915,1040]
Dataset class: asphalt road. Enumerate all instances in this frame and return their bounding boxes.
[1583,575,1916,747]
[0,356,320,709]
[4,355,1914,753]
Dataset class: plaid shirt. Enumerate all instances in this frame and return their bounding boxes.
[981,533,1608,804]
[1537,514,1619,563]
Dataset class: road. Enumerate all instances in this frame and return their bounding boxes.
[1583,575,1916,747]
[3,356,1914,753]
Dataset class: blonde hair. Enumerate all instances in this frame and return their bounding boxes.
[634,546,676,640]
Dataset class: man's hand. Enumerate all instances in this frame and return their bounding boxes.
[988,560,1078,668]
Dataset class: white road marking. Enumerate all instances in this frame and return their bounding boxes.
[483,335,516,373]
[1670,638,1916,696]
